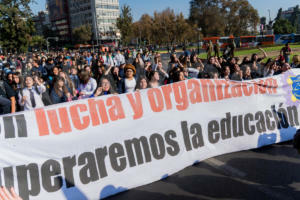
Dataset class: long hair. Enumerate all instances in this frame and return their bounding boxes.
[12,72,24,91]
[53,77,69,98]
[60,71,75,92]
[79,71,91,85]
[98,77,115,95]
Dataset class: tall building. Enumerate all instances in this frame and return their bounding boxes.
[68,0,120,44]
[47,0,71,41]
[32,11,51,36]
[281,6,300,34]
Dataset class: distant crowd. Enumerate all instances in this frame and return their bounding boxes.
[0,43,299,115]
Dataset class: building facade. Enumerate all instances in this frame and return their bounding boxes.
[32,11,51,36]
[68,0,120,44]
[47,0,71,41]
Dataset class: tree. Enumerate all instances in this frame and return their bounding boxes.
[189,0,225,37]
[260,17,266,26]
[31,35,46,50]
[129,8,197,46]
[72,24,92,44]
[290,5,300,32]
[152,8,177,45]
[0,0,36,53]
[273,19,296,34]
[189,0,259,36]
[175,13,194,44]
[275,8,283,21]
[116,4,133,45]
[222,0,259,36]
[139,14,153,45]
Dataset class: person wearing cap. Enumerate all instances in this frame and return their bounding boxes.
[118,64,136,94]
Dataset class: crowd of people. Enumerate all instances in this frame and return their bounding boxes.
[0,43,299,115]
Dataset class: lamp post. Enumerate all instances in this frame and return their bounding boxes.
[197,27,202,55]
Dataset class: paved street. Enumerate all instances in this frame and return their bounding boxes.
[107,141,300,200]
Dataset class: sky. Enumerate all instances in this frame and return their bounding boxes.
[30,0,299,22]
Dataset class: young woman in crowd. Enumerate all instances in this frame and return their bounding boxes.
[50,77,71,104]
[291,55,300,68]
[69,67,80,89]
[136,76,148,90]
[118,64,137,94]
[59,71,77,98]
[243,66,252,80]
[92,77,115,97]
[78,71,97,99]
[12,73,24,111]
[148,71,161,88]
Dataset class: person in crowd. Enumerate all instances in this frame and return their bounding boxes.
[167,53,184,74]
[114,49,126,67]
[0,78,16,114]
[136,76,148,90]
[222,66,231,79]
[263,59,276,77]
[18,75,46,110]
[59,71,77,98]
[12,73,24,111]
[280,43,292,63]
[45,58,55,75]
[174,71,186,82]
[69,67,80,89]
[50,77,71,104]
[291,55,300,68]
[92,77,115,97]
[206,40,213,59]
[243,66,252,80]
[6,72,13,85]
[104,51,115,68]
[85,52,93,66]
[133,55,146,80]
[118,64,137,94]
[78,71,97,99]
[148,71,161,88]
[30,59,47,77]
[204,56,222,75]
[229,39,236,58]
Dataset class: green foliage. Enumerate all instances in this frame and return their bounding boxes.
[131,8,196,46]
[72,24,92,44]
[31,35,46,50]
[116,4,133,45]
[260,17,266,25]
[290,5,300,32]
[0,0,36,53]
[189,0,260,37]
[273,19,296,34]
[275,8,283,21]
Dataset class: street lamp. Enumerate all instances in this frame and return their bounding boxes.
[197,28,202,55]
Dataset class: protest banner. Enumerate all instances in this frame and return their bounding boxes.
[0,69,299,200]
